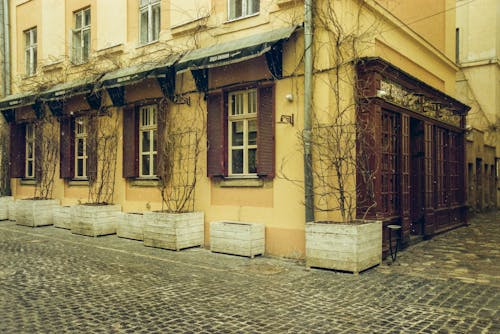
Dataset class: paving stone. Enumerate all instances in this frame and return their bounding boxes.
[0,211,498,333]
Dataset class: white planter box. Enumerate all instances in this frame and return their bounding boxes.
[71,204,121,237]
[53,205,72,229]
[117,212,144,241]
[15,199,60,227]
[143,211,204,251]
[0,196,13,220]
[210,221,265,258]
[8,199,16,221]
[306,220,382,274]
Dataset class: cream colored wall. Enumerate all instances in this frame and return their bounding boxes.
[7,0,466,258]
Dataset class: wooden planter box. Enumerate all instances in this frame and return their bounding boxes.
[210,221,265,258]
[15,199,60,227]
[0,196,13,221]
[8,199,16,221]
[71,204,121,237]
[53,205,72,229]
[306,220,382,274]
[117,212,144,241]
[143,211,204,251]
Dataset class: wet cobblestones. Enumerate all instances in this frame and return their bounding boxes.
[0,211,498,333]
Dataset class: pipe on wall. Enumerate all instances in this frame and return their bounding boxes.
[2,0,10,96]
[303,0,314,223]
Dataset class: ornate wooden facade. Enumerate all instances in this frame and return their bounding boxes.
[356,58,470,252]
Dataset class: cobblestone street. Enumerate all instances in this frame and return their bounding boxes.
[0,212,498,333]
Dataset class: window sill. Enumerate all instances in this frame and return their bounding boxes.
[135,40,160,50]
[68,179,89,187]
[218,176,264,188]
[20,178,37,186]
[225,12,260,24]
[129,178,160,187]
[171,16,209,37]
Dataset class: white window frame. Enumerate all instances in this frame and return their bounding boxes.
[228,0,260,21]
[25,124,35,179]
[74,117,88,179]
[24,27,37,76]
[139,0,161,45]
[72,8,91,64]
[139,105,158,177]
[228,89,258,176]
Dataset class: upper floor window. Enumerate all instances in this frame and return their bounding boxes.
[24,27,37,76]
[72,8,91,64]
[140,0,161,45]
[25,123,35,179]
[74,117,88,179]
[139,105,158,177]
[228,0,259,21]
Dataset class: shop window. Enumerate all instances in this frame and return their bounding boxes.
[25,124,35,179]
[228,0,260,21]
[140,0,161,45]
[123,104,162,179]
[380,110,399,216]
[74,117,88,179]
[228,89,257,175]
[72,7,91,64]
[24,27,37,76]
[207,84,274,179]
[139,105,158,177]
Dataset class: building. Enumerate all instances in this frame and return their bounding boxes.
[456,0,499,211]
[0,0,469,258]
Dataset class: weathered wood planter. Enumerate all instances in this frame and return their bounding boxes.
[306,220,382,274]
[143,211,204,251]
[71,204,121,237]
[0,196,13,220]
[53,205,72,229]
[15,199,60,227]
[210,221,265,258]
[8,199,16,221]
[117,212,144,241]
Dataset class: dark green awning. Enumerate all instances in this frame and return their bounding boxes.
[40,75,100,101]
[0,91,37,111]
[176,25,300,72]
[100,54,179,89]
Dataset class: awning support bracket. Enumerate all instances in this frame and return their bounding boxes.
[106,87,125,107]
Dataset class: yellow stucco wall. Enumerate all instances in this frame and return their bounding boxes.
[6,0,465,258]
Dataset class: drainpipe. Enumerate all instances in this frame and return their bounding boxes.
[2,0,10,96]
[303,0,314,223]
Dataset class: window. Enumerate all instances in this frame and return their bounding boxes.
[228,0,260,20]
[139,105,158,177]
[74,118,88,179]
[25,124,35,178]
[140,0,161,45]
[72,8,91,64]
[228,90,257,175]
[24,27,37,76]
[206,84,274,179]
[380,110,399,216]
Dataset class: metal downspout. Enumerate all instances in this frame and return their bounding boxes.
[304,0,314,223]
[2,0,10,96]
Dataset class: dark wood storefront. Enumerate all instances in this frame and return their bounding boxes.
[356,58,470,254]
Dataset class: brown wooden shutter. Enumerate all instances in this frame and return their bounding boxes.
[156,103,166,177]
[9,123,26,178]
[34,122,43,181]
[122,106,139,178]
[86,116,98,181]
[206,92,227,177]
[257,84,275,179]
[59,117,75,179]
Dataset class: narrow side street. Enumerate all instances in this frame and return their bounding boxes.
[0,212,498,333]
